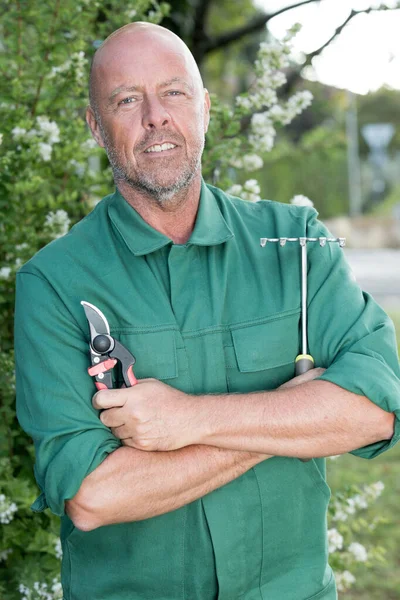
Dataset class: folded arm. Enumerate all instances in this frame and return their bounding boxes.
[66,370,320,531]
[93,375,395,458]
[66,444,270,531]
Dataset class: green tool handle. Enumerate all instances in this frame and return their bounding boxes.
[295,353,314,376]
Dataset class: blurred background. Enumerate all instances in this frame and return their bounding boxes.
[0,0,399,598]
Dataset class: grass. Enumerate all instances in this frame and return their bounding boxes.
[327,310,400,598]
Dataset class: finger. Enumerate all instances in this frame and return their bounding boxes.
[110,423,132,439]
[121,437,136,447]
[100,407,126,428]
[279,367,326,390]
[92,389,127,410]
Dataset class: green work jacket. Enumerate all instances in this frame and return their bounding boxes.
[15,181,400,600]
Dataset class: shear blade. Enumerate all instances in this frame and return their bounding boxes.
[81,301,111,341]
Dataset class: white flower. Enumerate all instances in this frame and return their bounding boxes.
[251,112,270,128]
[82,137,98,151]
[0,548,12,562]
[26,128,39,140]
[348,542,368,562]
[366,481,384,500]
[0,266,11,279]
[0,493,18,524]
[268,104,285,123]
[0,133,3,145]
[12,126,27,140]
[335,570,356,592]
[51,578,63,596]
[69,159,85,177]
[268,71,287,89]
[254,87,278,109]
[227,184,243,197]
[36,116,60,144]
[38,142,52,162]
[333,507,348,522]
[54,538,63,560]
[283,91,313,124]
[235,95,252,110]
[228,179,261,202]
[45,210,71,238]
[249,113,276,153]
[346,497,356,515]
[290,195,314,207]
[327,528,343,553]
[243,179,260,195]
[49,51,87,82]
[242,154,264,171]
[18,577,63,599]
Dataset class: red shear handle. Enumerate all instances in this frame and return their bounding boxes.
[88,358,117,377]
[95,382,108,391]
[127,365,138,386]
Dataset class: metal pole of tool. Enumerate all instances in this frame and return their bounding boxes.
[301,239,307,356]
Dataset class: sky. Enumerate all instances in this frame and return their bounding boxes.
[254,0,400,94]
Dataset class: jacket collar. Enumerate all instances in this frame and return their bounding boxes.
[108,179,233,256]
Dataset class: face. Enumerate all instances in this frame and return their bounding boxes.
[87,28,210,204]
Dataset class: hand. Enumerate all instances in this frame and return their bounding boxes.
[278,367,326,390]
[92,379,199,451]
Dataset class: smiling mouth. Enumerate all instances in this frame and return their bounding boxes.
[144,143,177,153]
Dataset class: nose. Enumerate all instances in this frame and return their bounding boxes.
[142,94,169,130]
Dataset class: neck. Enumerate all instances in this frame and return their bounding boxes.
[117,174,202,244]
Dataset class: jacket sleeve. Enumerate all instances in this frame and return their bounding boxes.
[305,212,400,459]
[15,271,121,517]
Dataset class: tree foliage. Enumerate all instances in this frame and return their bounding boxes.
[0,2,170,596]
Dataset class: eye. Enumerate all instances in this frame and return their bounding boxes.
[166,90,184,97]
[118,97,136,105]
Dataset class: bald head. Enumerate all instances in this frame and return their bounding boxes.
[89,22,204,115]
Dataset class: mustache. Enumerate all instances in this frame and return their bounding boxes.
[135,132,183,152]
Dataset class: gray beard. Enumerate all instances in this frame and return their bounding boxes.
[101,128,204,207]
[108,148,201,206]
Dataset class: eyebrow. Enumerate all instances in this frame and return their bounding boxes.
[108,78,193,103]
[108,85,140,103]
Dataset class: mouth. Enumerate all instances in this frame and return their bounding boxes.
[144,142,178,154]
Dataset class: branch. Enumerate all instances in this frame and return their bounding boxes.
[31,0,61,118]
[202,0,317,56]
[282,5,396,95]
[191,0,213,62]
[16,0,22,78]
[193,0,213,39]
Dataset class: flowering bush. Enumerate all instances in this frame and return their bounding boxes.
[203,24,313,195]
[327,478,387,592]
[0,1,390,597]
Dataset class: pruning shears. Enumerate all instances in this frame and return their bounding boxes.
[81,300,137,390]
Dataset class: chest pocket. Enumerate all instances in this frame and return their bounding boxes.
[225,309,301,393]
[114,328,194,393]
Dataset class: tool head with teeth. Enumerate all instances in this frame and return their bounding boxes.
[260,237,346,248]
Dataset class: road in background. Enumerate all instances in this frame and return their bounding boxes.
[345,249,400,311]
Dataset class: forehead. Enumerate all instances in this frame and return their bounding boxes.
[94,31,198,99]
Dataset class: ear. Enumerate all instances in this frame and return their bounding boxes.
[86,105,105,148]
[203,89,211,134]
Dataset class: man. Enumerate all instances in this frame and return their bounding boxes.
[15,22,400,600]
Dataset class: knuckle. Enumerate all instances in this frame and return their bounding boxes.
[135,438,153,451]
[99,412,108,426]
